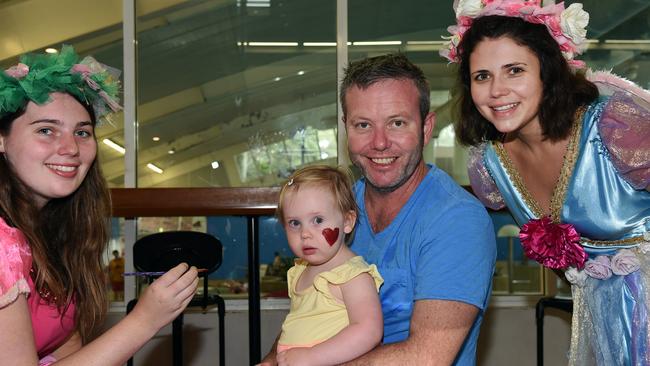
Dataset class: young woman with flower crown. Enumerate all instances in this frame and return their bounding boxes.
[442,0,650,364]
[0,46,199,365]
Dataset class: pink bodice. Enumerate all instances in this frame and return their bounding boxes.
[0,218,75,357]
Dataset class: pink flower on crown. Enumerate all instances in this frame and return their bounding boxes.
[440,0,589,68]
[71,64,92,76]
[519,217,587,270]
[71,63,102,91]
[5,63,29,79]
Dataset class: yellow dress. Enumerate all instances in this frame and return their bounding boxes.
[277,256,383,351]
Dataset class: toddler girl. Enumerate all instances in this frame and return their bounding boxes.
[275,165,383,366]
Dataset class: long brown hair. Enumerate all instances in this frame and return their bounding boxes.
[0,97,111,343]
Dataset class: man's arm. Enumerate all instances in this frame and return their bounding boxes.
[343,299,478,365]
[257,333,280,366]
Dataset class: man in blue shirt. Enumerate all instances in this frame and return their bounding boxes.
[341,53,496,365]
[260,54,495,366]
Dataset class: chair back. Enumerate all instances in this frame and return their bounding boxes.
[126,231,226,366]
[133,231,222,275]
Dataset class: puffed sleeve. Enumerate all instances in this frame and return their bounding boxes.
[0,219,32,308]
[467,144,506,210]
[315,256,383,296]
[598,92,650,189]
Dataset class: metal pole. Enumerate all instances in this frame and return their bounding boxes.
[121,0,138,307]
[336,0,349,166]
[247,216,261,364]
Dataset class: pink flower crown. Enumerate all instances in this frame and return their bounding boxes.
[440,0,589,69]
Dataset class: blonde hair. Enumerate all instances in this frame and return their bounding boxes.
[277,165,358,239]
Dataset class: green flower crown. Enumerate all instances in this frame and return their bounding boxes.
[0,45,122,122]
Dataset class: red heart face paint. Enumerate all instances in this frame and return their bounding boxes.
[322,227,339,246]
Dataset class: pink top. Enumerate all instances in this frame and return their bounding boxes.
[0,217,76,358]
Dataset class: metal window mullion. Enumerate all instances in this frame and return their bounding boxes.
[122,0,138,304]
[336,0,349,166]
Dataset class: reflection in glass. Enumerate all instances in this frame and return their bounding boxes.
[135,1,337,187]
[490,211,543,295]
[123,215,291,301]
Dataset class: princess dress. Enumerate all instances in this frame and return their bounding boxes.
[468,71,650,365]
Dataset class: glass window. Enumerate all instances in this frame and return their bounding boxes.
[134,0,337,187]
[118,215,291,301]
[2,0,649,305]
[107,218,126,301]
[490,211,544,295]
[260,216,291,299]
[0,3,125,188]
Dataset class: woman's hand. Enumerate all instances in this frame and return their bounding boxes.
[129,263,199,333]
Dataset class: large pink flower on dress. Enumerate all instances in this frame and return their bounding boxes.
[519,217,587,270]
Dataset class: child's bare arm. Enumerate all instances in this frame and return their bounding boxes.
[277,273,382,366]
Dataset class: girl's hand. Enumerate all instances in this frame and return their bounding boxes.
[277,348,312,366]
[129,263,199,333]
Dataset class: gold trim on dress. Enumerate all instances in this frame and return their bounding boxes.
[493,141,545,218]
[492,107,585,223]
[581,235,646,247]
[549,107,584,223]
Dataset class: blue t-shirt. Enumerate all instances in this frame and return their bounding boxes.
[351,165,496,366]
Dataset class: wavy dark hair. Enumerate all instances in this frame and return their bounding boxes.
[454,16,599,146]
[340,53,430,123]
[0,95,111,343]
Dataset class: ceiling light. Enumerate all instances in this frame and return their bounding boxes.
[237,0,270,7]
[246,0,270,7]
[303,42,337,47]
[152,136,160,142]
[274,77,281,82]
[168,148,176,154]
[211,161,220,169]
[353,41,402,46]
[297,70,305,76]
[604,39,650,44]
[102,138,125,154]
[248,42,298,47]
[45,48,58,54]
[406,41,445,45]
[147,163,163,174]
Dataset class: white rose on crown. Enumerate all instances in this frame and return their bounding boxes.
[560,3,589,44]
[455,0,484,18]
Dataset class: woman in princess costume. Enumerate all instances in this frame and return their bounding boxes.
[442,0,649,364]
[0,46,199,365]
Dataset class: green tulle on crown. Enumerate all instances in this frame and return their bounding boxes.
[0,45,121,122]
